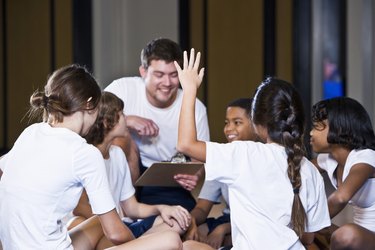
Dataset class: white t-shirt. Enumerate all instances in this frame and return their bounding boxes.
[105,77,210,167]
[105,145,135,217]
[318,149,375,231]
[0,123,115,249]
[199,180,230,215]
[205,141,331,250]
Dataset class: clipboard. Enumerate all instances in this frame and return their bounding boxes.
[134,162,204,187]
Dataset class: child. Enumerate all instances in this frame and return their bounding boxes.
[174,49,331,249]
[0,65,134,248]
[69,92,190,249]
[184,98,256,249]
[310,97,375,250]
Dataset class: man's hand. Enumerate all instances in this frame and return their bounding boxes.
[126,115,159,137]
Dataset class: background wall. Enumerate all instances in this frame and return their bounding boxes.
[92,0,179,88]
[1,0,72,154]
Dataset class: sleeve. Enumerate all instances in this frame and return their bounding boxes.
[305,176,331,232]
[0,153,9,172]
[317,153,332,172]
[198,180,222,203]
[73,144,116,215]
[104,79,127,106]
[104,79,120,94]
[205,141,242,184]
[351,149,375,168]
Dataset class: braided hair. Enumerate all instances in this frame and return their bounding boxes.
[252,77,307,237]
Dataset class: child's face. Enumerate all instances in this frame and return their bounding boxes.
[111,112,128,137]
[310,120,330,153]
[224,106,257,142]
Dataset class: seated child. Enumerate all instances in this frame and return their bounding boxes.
[310,97,375,250]
[68,92,190,249]
[175,50,331,250]
[184,98,257,249]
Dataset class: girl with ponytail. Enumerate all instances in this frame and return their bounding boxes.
[176,50,330,250]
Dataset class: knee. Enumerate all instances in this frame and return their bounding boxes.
[182,240,196,250]
[164,231,183,250]
[331,223,360,250]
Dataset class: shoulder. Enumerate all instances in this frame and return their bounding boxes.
[348,149,375,168]
[76,143,103,161]
[105,77,144,93]
[301,157,324,179]
[316,153,336,171]
[109,145,127,161]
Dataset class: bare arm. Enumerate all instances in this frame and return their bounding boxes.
[175,49,207,162]
[190,199,214,226]
[120,196,190,230]
[301,232,315,246]
[98,209,135,244]
[72,190,93,219]
[184,199,214,241]
[328,163,374,218]
[112,136,140,183]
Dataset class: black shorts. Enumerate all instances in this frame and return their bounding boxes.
[123,215,157,238]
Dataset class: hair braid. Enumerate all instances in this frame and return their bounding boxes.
[252,77,307,238]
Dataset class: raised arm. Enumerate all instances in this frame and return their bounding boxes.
[175,49,207,163]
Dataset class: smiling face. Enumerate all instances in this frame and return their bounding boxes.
[310,119,330,153]
[224,106,257,142]
[140,60,180,108]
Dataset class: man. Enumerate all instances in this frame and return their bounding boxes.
[105,38,210,211]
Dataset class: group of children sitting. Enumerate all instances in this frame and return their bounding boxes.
[0,50,374,250]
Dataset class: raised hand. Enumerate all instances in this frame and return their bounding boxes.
[174,48,205,92]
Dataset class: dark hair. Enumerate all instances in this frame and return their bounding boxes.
[227,98,253,117]
[29,64,101,123]
[85,92,124,145]
[140,38,183,69]
[312,97,375,150]
[251,77,306,237]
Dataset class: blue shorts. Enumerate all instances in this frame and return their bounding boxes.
[206,214,230,234]
[123,215,157,238]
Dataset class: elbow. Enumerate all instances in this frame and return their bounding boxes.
[177,141,189,155]
[333,192,350,205]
